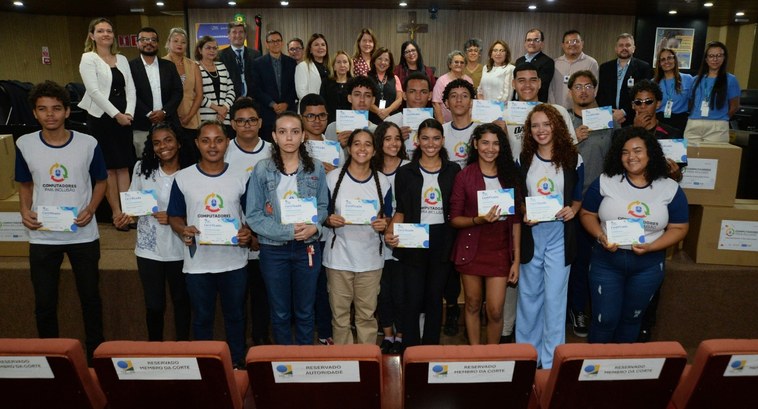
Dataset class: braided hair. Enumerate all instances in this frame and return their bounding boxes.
[329,128,385,255]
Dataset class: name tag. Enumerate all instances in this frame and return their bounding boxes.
[627,77,634,88]
[664,100,673,118]
[378,99,387,110]
[700,101,709,117]
[563,75,569,84]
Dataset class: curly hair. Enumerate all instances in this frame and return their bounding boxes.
[442,78,476,102]
[270,112,315,174]
[520,104,577,170]
[654,48,683,94]
[29,80,71,108]
[138,122,191,179]
[629,79,662,102]
[467,123,523,208]
[603,127,670,183]
[373,121,408,171]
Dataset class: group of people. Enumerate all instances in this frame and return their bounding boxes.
[16,18,742,369]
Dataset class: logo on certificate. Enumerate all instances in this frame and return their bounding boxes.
[204,193,224,213]
[49,162,69,182]
[116,360,135,374]
[453,141,469,159]
[723,224,735,237]
[583,364,600,376]
[431,364,448,377]
[275,364,293,377]
[536,177,555,195]
[626,201,650,218]
[424,187,441,205]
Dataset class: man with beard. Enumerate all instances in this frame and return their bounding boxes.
[129,27,183,155]
[596,33,653,126]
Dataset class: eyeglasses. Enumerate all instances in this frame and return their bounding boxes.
[707,53,724,60]
[138,37,158,44]
[288,47,303,52]
[659,56,676,62]
[466,48,480,53]
[203,45,218,51]
[404,49,418,55]
[303,113,328,122]
[451,60,466,65]
[564,39,580,45]
[572,84,595,91]
[233,117,260,126]
[632,98,655,106]
[526,38,542,44]
[266,38,282,44]
[491,49,506,54]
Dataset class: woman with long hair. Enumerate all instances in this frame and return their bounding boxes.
[353,28,377,77]
[517,104,584,369]
[394,40,437,91]
[320,50,353,123]
[477,40,516,103]
[164,27,203,162]
[78,17,136,230]
[653,48,693,131]
[450,123,522,344]
[685,41,741,143]
[195,36,235,125]
[368,47,403,123]
[295,33,330,102]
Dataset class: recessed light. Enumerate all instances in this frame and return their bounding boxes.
[228,1,236,5]
[13,1,23,5]
[669,10,677,14]
[528,4,537,10]
[156,1,164,6]
[281,1,289,5]
[399,1,408,6]
[703,2,713,7]
[736,11,745,16]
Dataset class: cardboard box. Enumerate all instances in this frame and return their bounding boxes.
[680,142,742,207]
[0,193,28,257]
[0,134,17,200]
[684,200,758,266]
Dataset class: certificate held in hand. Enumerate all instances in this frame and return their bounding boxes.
[403,108,434,131]
[606,218,646,246]
[504,101,539,125]
[477,188,515,216]
[525,194,563,222]
[659,139,687,164]
[472,100,505,123]
[197,217,240,245]
[395,223,429,248]
[336,110,369,133]
[38,206,79,232]
[341,199,379,225]
[308,140,342,167]
[120,190,159,216]
[582,106,614,130]
[281,197,319,224]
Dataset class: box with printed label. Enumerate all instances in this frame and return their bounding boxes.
[0,193,28,257]
[684,200,758,266]
[0,134,17,199]
[680,143,741,207]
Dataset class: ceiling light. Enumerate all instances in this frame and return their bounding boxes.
[281,1,289,5]
[228,1,236,5]
[669,10,677,14]
[13,1,23,6]
[736,11,745,16]
[703,2,713,7]
[528,5,537,10]
[399,1,408,6]
[156,1,164,5]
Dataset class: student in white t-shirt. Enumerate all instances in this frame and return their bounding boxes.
[114,123,191,341]
[323,129,392,345]
[384,71,433,159]
[324,76,379,147]
[442,78,476,170]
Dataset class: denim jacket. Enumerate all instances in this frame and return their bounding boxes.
[246,158,328,245]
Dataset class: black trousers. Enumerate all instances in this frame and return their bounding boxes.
[136,257,191,341]
[247,259,271,342]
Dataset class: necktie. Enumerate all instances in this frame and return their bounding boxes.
[236,49,247,96]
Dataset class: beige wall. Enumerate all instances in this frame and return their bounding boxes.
[706,24,758,89]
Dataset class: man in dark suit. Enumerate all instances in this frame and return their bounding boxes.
[129,27,183,156]
[251,30,297,142]
[596,33,653,126]
[514,28,554,102]
[219,21,260,99]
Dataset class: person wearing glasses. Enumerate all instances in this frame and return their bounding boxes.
[129,27,183,158]
[368,47,403,123]
[653,48,693,132]
[684,41,741,143]
[251,31,298,142]
[477,41,515,104]
[433,50,473,124]
[463,38,483,90]
[548,30,599,110]
[287,38,305,64]
[195,36,235,127]
[514,29,554,102]
[395,40,437,92]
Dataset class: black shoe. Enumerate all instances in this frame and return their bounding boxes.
[389,340,404,355]
[443,305,460,336]
[499,334,514,344]
[380,339,393,354]
[569,310,589,338]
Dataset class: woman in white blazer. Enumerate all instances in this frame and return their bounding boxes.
[295,34,330,103]
[78,17,136,230]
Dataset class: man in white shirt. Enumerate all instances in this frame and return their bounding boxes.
[548,30,599,111]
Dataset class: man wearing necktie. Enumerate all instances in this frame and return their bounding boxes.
[220,21,261,100]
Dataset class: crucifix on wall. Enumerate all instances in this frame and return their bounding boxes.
[397,12,428,41]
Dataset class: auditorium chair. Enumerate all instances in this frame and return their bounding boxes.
[403,344,538,409]
[530,341,688,409]
[669,339,758,409]
[92,340,249,409]
[246,344,384,409]
[0,338,107,409]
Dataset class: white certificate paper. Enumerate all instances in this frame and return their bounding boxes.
[336,110,369,133]
[659,139,688,163]
[606,218,646,245]
[308,140,342,167]
[341,199,379,225]
[472,100,505,123]
[680,158,717,190]
[582,106,614,130]
[403,108,434,131]
[477,188,515,216]
[197,217,240,245]
[395,223,429,248]
[504,101,539,125]
[718,220,758,252]
[120,190,159,216]
[281,197,319,224]
[525,195,563,222]
[37,206,78,232]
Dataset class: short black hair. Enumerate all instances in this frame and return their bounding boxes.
[138,26,158,40]
[403,71,431,90]
[443,79,476,102]
[347,75,379,97]
[299,93,327,114]
[526,28,544,42]
[630,79,662,101]
[230,97,261,119]
[266,30,282,41]
[29,80,71,108]
[513,62,539,78]
[563,29,581,43]
[567,70,597,89]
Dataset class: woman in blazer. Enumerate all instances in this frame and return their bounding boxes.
[78,17,136,229]
[295,33,330,103]
[194,36,235,126]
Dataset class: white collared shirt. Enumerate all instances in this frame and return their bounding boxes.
[141,54,163,112]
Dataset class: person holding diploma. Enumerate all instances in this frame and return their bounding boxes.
[442,79,476,170]
[375,122,410,353]
[324,76,379,147]
[517,104,584,369]
[579,127,688,343]
[323,129,392,344]
[385,118,460,347]
[653,48,693,132]
[16,81,107,360]
[246,112,328,345]
[114,123,191,341]
[450,123,522,344]
[167,120,252,366]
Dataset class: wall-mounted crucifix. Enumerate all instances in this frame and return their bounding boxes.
[397,12,428,41]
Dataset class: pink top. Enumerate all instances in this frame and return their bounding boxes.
[432,73,473,123]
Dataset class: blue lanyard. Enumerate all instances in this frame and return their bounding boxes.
[699,77,714,102]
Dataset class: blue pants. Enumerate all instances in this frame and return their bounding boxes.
[588,247,664,343]
[260,241,320,345]
[185,267,248,364]
[516,222,569,369]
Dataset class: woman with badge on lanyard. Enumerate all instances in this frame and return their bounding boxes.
[368,47,403,124]
[653,48,693,132]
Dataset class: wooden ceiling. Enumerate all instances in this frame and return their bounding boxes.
[2,0,755,26]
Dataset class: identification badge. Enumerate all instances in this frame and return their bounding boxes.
[379,99,387,109]
[664,100,673,118]
[563,75,569,84]
[627,77,634,88]
[700,100,709,117]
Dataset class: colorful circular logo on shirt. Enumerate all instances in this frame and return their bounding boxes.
[49,163,68,182]
[536,177,554,195]
[627,201,650,218]
[204,193,224,213]
[453,141,469,159]
[282,190,299,200]
[723,224,735,237]
[424,187,442,205]
[245,165,254,175]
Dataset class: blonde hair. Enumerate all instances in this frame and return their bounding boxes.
[165,27,188,52]
[330,50,354,80]
[84,17,118,54]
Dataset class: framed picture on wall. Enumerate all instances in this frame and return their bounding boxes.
[654,27,695,69]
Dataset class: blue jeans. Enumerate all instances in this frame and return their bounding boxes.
[260,242,320,345]
[588,247,665,343]
[185,267,248,364]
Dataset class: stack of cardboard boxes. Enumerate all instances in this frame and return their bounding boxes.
[0,134,27,257]
[682,142,758,266]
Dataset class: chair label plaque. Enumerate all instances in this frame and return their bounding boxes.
[427,361,515,384]
[578,358,665,381]
[0,356,54,379]
[271,361,360,383]
[723,354,758,377]
[111,357,201,380]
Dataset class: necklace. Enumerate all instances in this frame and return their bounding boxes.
[203,62,218,78]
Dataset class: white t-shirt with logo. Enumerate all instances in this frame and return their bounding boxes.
[420,166,445,225]
[443,121,475,169]
[524,153,584,200]
[507,103,578,161]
